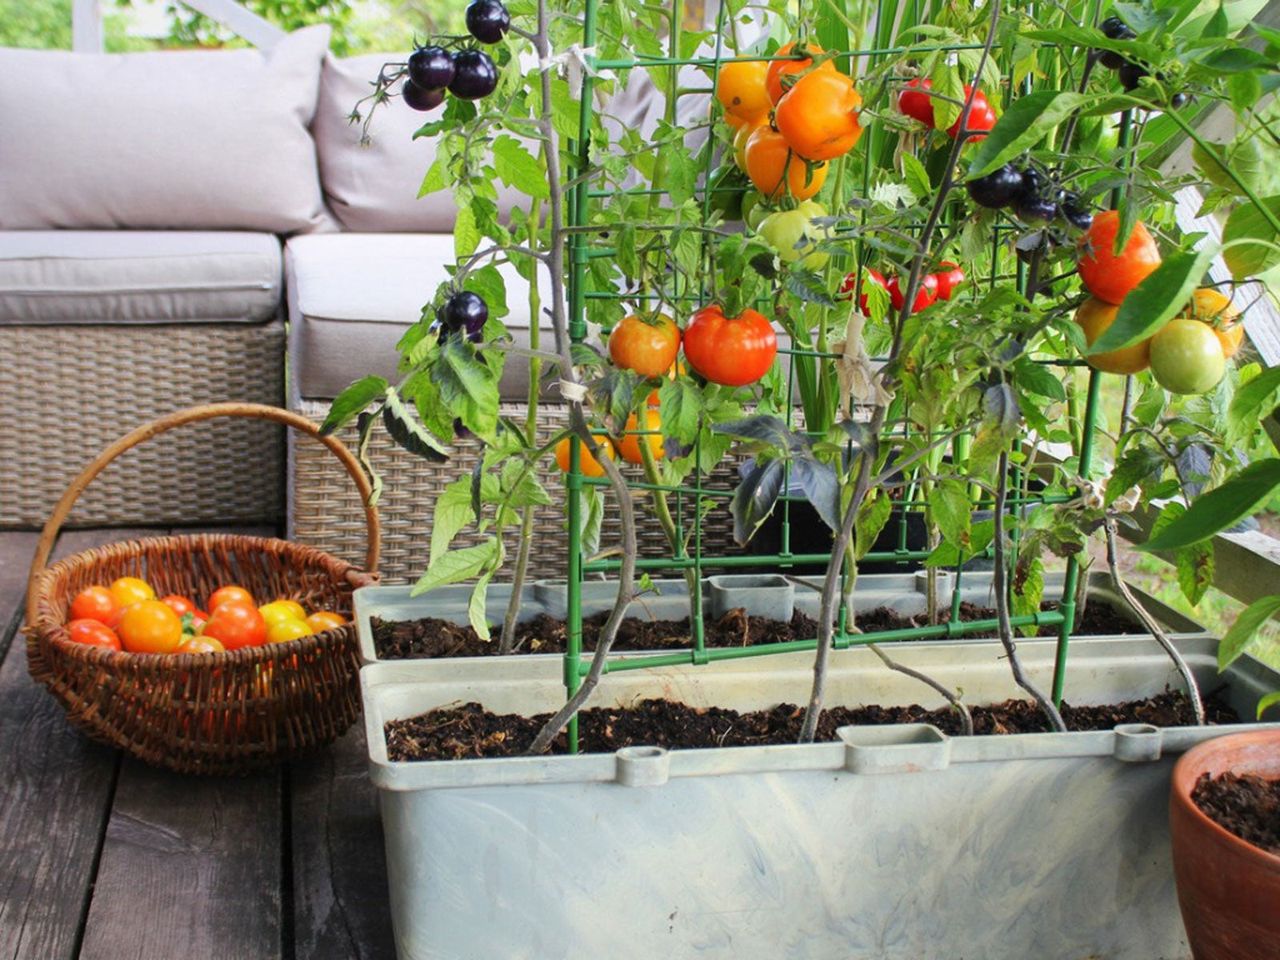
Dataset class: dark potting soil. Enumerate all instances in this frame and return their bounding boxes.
[1191,772,1280,855]
[385,690,1239,762]
[372,601,1139,660]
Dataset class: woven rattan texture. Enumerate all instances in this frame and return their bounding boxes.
[26,533,368,775]
[1,322,286,528]
[291,400,748,584]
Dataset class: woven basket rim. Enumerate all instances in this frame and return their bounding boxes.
[28,532,367,673]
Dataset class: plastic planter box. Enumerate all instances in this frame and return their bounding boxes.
[363,634,1280,960]
[354,569,1211,665]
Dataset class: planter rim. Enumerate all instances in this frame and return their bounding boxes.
[1171,728,1280,870]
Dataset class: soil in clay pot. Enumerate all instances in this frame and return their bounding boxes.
[372,601,1140,660]
[1191,772,1280,855]
[385,690,1239,762]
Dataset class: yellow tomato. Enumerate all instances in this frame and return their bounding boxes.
[306,611,347,633]
[260,600,306,626]
[267,618,314,644]
[109,576,155,609]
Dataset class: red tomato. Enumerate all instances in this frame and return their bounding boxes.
[608,313,681,378]
[837,268,888,315]
[1077,210,1161,305]
[160,594,198,617]
[946,88,996,140]
[67,618,122,650]
[898,78,935,126]
[117,600,184,654]
[887,273,939,313]
[683,305,778,386]
[201,602,267,650]
[208,585,254,613]
[70,585,120,626]
[932,262,966,301]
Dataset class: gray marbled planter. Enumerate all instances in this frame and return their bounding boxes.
[363,634,1280,960]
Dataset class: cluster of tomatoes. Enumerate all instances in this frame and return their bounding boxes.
[1076,210,1242,393]
[967,163,1093,230]
[402,0,508,111]
[1096,16,1189,107]
[838,262,966,315]
[717,43,864,204]
[897,79,997,141]
[66,578,346,655]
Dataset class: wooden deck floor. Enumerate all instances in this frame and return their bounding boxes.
[0,528,395,960]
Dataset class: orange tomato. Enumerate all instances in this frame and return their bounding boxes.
[714,59,771,123]
[159,594,198,618]
[617,408,664,465]
[208,585,254,613]
[608,313,682,377]
[201,601,267,650]
[117,600,184,654]
[1185,287,1245,358]
[744,124,827,201]
[306,611,347,634]
[1077,210,1161,305]
[67,618,122,650]
[1075,297,1151,374]
[732,117,762,171]
[765,40,835,103]
[109,576,155,609]
[554,434,616,478]
[176,636,225,654]
[70,585,120,626]
[774,70,864,161]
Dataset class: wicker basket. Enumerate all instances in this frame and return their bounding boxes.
[290,399,748,584]
[24,403,380,776]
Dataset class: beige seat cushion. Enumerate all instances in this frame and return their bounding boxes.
[0,231,282,324]
[286,232,552,401]
[0,27,331,234]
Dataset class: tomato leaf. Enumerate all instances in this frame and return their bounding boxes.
[967,91,1089,180]
[1258,690,1280,720]
[320,375,388,436]
[901,151,931,202]
[1218,594,1280,670]
[1140,458,1280,552]
[855,490,893,560]
[729,458,785,546]
[411,538,498,596]
[467,570,494,641]
[579,484,604,559]
[491,135,549,199]
[1224,196,1280,280]
[1089,245,1219,353]
[382,388,450,463]
[1229,364,1280,433]
[432,338,500,440]
[791,456,840,531]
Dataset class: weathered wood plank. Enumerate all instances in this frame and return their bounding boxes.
[290,726,395,960]
[78,761,284,960]
[0,614,118,960]
[0,531,39,630]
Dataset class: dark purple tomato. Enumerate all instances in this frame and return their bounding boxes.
[1060,194,1093,231]
[442,291,489,341]
[465,0,511,43]
[453,418,475,440]
[1015,195,1059,223]
[1170,92,1191,109]
[408,45,455,90]
[1119,61,1148,90]
[1100,16,1136,40]
[967,163,1024,209]
[448,49,499,100]
[403,79,446,111]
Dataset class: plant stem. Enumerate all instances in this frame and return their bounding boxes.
[1103,515,1205,725]
[993,451,1068,732]
[867,643,974,736]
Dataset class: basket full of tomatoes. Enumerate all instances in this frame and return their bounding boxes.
[24,404,380,775]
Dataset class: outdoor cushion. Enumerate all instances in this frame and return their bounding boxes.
[286,232,552,401]
[0,27,331,234]
[0,231,282,325]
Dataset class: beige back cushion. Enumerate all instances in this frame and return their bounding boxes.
[0,27,331,234]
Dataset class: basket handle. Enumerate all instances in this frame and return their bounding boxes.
[26,403,381,623]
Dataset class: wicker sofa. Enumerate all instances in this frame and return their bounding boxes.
[0,30,723,581]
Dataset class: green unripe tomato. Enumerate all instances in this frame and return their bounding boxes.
[744,192,773,232]
[759,201,830,269]
[1149,318,1227,395]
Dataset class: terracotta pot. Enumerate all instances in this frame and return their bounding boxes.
[1169,730,1280,959]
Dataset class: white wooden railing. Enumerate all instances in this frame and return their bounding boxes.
[71,0,285,51]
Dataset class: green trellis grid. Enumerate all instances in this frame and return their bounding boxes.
[557,0,1111,753]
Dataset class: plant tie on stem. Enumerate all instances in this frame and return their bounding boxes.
[557,379,589,402]
[539,44,598,98]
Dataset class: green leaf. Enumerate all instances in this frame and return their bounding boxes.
[930,62,965,135]
[1141,458,1280,552]
[1150,503,1215,606]
[1224,196,1280,280]
[354,412,382,507]
[929,479,972,551]
[658,378,703,444]
[786,269,838,307]
[432,338,500,439]
[491,135,549,199]
[1229,363,1280,434]
[320,376,388,436]
[967,91,1089,180]
[1217,594,1280,670]
[419,151,451,197]
[1012,555,1045,637]
[468,571,494,641]
[382,388,449,462]
[410,538,499,596]
[901,152,931,202]
[1199,47,1275,73]
[1257,690,1280,719]
[579,484,604,558]
[729,458,785,546]
[1089,245,1219,353]
[1228,72,1263,115]
[855,491,893,560]
[1016,359,1067,401]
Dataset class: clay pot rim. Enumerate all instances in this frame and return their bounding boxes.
[1172,729,1280,870]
